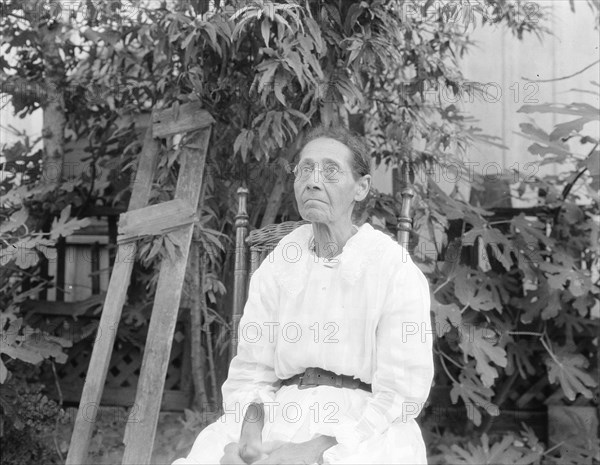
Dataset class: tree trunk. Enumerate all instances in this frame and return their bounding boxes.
[188,242,209,409]
[39,24,66,186]
[189,176,210,409]
[260,174,287,228]
[259,134,306,227]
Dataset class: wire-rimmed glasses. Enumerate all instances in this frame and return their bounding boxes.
[289,161,345,182]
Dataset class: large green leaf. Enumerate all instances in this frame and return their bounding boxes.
[462,226,514,271]
[518,103,599,176]
[0,207,28,234]
[518,122,571,160]
[450,367,498,426]
[512,283,562,323]
[545,345,597,400]
[455,266,503,312]
[0,318,72,372]
[506,338,537,379]
[459,323,507,387]
[519,102,599,120]
[0,359,7,383]
[442,433,542,465]
[50,205,91,240]
[431,300,462,337]
[511,213,555,249]
[538,261,592,296]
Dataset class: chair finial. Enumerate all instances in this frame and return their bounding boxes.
[397,161,414,249]
[235,187,249,230]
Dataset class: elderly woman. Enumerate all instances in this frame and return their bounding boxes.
[172,126,434,465]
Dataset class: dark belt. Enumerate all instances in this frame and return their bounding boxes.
[280,367,372,393]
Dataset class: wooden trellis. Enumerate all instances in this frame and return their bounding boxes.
[25,304,192,409]
[65,102,214,465]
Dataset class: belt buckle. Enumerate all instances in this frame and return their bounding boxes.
[298,368,318,389]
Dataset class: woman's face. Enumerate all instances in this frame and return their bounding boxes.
[293,137,370,226]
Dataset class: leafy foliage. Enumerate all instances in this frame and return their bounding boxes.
[0,375,68,464]
[0,132,97,378]
[422,90,599,427]
[0,1,598,461]
[439,432,542,465]
[544,344,597,401]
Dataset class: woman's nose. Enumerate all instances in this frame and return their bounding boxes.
[304,172,322,189]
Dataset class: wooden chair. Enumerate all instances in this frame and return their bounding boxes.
[228,183,415,362]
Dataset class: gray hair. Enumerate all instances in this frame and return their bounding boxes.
[299,125,371,179]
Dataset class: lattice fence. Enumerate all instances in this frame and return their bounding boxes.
[29,312,192,410]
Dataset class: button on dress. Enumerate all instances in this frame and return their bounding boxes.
[172,223,435,465]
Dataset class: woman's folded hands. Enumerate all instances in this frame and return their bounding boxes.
[220,437,334,465]
[219,440,284,464]
[219,402,337,464]
[252,436,336,464]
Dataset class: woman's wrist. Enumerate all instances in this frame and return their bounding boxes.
[240,402,265,440]
[308,435,337,452]
[318,434,337,448]
[306,435,337,464]
[239,403,266,463]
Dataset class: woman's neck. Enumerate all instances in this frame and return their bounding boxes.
[311,221,357,258]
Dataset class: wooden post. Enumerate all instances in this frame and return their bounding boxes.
[65,103,214,465]
[122,113,213,464]
[65,127,160,465]
[229,187,249,363]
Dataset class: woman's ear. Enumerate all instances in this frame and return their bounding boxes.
[354,174,371,202]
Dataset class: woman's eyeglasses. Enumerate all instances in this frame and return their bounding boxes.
[289,162,345,182]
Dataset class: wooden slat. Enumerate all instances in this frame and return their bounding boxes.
[65,127,160,465]
[129,128,162,210]
[108,215,118,270]
[118,198,197,242]
[22,295,105,317]
[56,237,66,301]
[91,242,100,294]
[48,385,190,411]
[152,102,214,138]
[122,126,211,464]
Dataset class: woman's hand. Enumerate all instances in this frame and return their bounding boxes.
[220,442,250,464]
[253,436,337,465]
[238,437,264,464]
[220,441,287,465]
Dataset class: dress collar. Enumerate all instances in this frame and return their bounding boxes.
[307,224,360,257]
[273,223,380,295]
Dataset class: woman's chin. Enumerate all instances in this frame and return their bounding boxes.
[300,210,328,223]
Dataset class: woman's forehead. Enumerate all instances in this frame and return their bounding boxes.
[299,137,352,164]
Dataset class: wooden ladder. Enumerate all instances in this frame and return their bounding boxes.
[65,102,214,465]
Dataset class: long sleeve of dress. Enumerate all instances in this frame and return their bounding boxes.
[220,260,280,418]
[328,256,435,450]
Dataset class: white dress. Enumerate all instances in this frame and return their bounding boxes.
[172,223,435,465]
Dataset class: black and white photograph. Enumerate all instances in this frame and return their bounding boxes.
[1,1,599,464]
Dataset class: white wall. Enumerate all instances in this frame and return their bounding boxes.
[0,102,42,149]
[451,0,599,203]
[370,1,599,199]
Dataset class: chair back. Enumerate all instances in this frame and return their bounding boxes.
[228,184,415,361]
